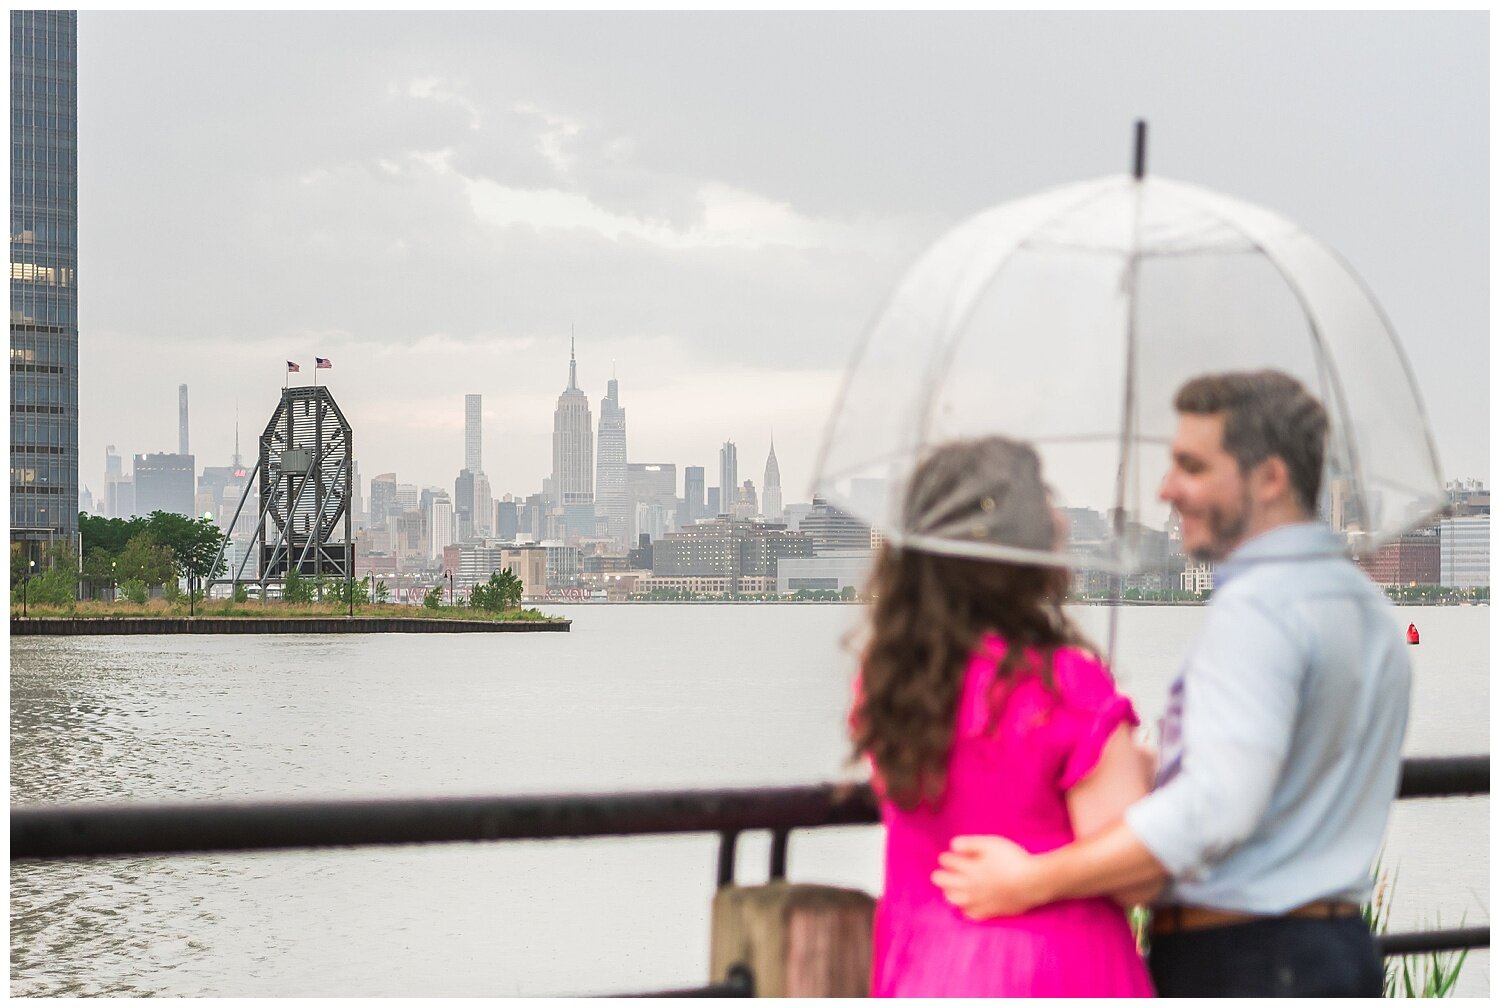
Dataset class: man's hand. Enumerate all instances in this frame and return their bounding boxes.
[931,835,1049,920]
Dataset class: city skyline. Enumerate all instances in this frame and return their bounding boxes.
[73,13,1486,508]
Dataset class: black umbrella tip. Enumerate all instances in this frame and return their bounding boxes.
[1133,120,1148,180]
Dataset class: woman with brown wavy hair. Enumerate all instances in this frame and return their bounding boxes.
[850,436,1155,997]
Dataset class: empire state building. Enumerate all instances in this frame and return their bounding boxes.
[551,337,594,538]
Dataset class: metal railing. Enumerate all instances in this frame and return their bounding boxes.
[11,754,1488,994]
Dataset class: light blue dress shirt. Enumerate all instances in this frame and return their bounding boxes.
[1124,522,1411,914]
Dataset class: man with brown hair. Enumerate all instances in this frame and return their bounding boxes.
[932,370,1411,997]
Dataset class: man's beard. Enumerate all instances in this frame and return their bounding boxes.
[1188,488,1253,562]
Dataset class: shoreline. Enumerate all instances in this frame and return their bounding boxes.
[10,616,570,635]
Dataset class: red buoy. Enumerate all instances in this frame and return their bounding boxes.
[1406,623,1420,645]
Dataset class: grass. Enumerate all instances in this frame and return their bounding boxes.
[1365,865,1470,998]
[11,598,562,622]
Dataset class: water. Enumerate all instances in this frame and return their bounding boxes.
[10,604,1488,996]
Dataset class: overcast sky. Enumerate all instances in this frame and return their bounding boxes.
[78,12,1488,509]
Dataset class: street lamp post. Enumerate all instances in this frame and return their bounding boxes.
[22,559,35,618]
[444,571,454,606]
[188,574,196,618]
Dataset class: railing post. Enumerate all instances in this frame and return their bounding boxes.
[709,881,875,997]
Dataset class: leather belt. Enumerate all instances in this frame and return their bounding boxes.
[1150,900,1363,936]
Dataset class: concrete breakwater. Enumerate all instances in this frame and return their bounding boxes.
[11,617,570,636]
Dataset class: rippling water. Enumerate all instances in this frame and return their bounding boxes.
[10,604,1489,996]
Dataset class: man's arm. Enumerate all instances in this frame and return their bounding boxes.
[933,821,1167,919]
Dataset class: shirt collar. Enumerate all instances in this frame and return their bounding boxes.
[1213,522,1348,591]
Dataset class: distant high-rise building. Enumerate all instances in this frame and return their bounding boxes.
[431,497,454,560]
[684,466,706,522]
[762,438,783,520]
[472,470,493,538]
[495,499,519,541]
[369,473,397,530]
[595,371,628,546]
[719,441,738,518]
[454,469,475,541]
[465,394,482,473]
[733,479,758,519]
[104,445,128,518]
[627,463,677,544]
[801,495,873,554]
[707,487,721,517]
[552,336,594,537]
[178,384,190,455]
[10,11,79,562]
[395,483,419,510]
[133,453,195,518]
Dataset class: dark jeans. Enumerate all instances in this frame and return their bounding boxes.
[1148,915,1383,997]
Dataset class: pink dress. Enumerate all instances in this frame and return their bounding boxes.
[867,633,1155,997]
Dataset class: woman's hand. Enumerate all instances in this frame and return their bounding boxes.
[932,835,1049,919]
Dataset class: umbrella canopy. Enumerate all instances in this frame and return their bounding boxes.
[814,169,1445,576]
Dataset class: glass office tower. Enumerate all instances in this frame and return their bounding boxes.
[10,10,79,565]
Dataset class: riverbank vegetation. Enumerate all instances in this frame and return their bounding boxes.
[11,597,558,622]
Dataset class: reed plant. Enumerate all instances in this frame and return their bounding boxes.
[1364,865,1470,998]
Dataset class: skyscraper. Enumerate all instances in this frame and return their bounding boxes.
[464,394,482,473]
[10,11,78,562]
[762,437,783,520]
[595,371,628,547]
[551,336,594,537]
[133,453,195,518]
[179,385,190,455]
[719,441,737,517]
[684,466,706,522]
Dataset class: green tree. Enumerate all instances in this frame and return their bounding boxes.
[116,533,177,588]
[232,583,249,603]
[142,511,226,580]
[283,567,314,603]
[78,512,140,555]
[81,547,117,598]
[423,584,444,610]
[120,578,149,604]
[470,570,524,612]
[373,579,390,604]
[840,585,859,601]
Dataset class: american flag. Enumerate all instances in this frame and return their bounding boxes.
[315,357,332,369]
[286,361,300,372]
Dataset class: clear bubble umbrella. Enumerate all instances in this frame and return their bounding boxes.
[814,124,1445,587]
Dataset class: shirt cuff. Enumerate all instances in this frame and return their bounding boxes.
[1124,786,1199,880]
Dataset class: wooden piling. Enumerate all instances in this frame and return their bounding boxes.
[709,882,875,997]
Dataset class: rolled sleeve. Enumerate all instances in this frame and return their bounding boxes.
[1125,593,1307,879]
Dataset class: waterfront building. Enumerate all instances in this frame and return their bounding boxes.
[133,452,195,518]
[684,466,706,522]
[762,439,783,520]
[551,338,594,517]
[1439,516,1489,589]
[1446,479,1490,517]
[637,573,775,597]
[543,539,583,589]
[1180,561,1215,594]
[652,517,813,592]
[10,10,79,562]
[595,373,628,547]
[719,441,737,516]
[799,496,872,554]
[775,550,873,595]
[1355,526,1440,587]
